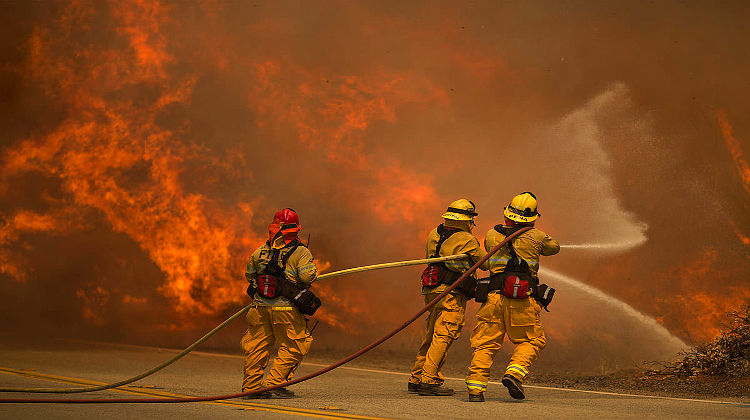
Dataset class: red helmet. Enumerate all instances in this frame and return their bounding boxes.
[274,208,299,226]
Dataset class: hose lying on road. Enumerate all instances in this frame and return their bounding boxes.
[0,228,530,403]
[0,254,467,394]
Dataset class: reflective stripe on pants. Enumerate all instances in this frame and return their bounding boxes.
[466,293,546,393]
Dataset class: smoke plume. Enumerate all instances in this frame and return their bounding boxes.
[0,0,748,371]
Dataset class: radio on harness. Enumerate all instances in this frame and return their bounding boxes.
[246,241,322,316]
[499,247,536,299]
[421,224,477,297]
[256,274,279,298]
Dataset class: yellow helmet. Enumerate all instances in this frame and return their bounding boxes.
[504,192,539,223]
[442,199,478,221]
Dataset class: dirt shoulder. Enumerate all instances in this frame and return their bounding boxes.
[525,370,749,401]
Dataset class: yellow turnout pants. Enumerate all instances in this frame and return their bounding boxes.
[409,291,467,385]
[465,293,546,395]
[241,305,313,391]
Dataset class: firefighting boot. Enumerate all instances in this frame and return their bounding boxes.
[408,381,420,393]
[418,383,455,396]
[501,374,525,400]
[270,387,296,398]
[242,390,271,399]
[468,392,485,402]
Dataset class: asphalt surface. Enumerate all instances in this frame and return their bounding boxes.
[0,341,747,419]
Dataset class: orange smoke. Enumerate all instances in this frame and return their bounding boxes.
[251,59,444,226]
[76,284,110,326]
[0,0,445,333]
[655,248,750,342]
[112,0,172,80]
[594,242,750,345]
[718,109,750,196]
[729,219,750,247]
[3,0,748,360]
[717,110,750,248]
[0,209,85,282]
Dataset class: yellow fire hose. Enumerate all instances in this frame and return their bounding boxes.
[0,254,467,393]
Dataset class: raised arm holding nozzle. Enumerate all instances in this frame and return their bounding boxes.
[466,192,560,402]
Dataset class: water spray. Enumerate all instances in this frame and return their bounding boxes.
[560,239,647,253]
[539,267,687,349]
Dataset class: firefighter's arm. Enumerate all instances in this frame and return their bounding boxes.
[295,247,318,285]
[425,228,438,258]
[244,248,263,298]
[540,234,560,256]
[484,230,502,261]
[460,237,489,270]
[244,261,255,282]
[244,248,263,282]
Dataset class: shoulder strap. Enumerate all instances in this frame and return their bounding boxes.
[432,224,461,258]
[280,241,301,269]
[264,240,301,274]
[268,248,281,264]
[260,247,283,276]
[493,224,526,259]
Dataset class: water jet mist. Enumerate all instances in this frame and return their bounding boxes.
[539,267,688,351]
[560,239,647,253]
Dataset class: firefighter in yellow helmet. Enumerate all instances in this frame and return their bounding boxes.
[465,192,559,402]
[408,199,489,396]
[241,208,319,399]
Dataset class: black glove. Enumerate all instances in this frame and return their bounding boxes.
[246,283,256,298]
[535,283,555,311]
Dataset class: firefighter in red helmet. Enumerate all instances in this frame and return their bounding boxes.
[241,208,318,398]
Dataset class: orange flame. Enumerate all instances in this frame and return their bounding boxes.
[656,247,750,342]
[0,209,85,282]
[729,219,750,246]
[0,1,264,318]
[0,0,446,332]
[717,110,750,248]
[76,284,110,326]
[717,109,750,196]
[1,0,747,353]
[251,60,444,228]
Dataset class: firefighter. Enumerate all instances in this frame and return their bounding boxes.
[241,208,317,399]
[465,192,559,402]
[409,199,489,396]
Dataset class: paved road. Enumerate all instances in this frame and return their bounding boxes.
[0,342,747,419]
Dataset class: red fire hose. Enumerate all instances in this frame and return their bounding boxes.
[0,227,531,404]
